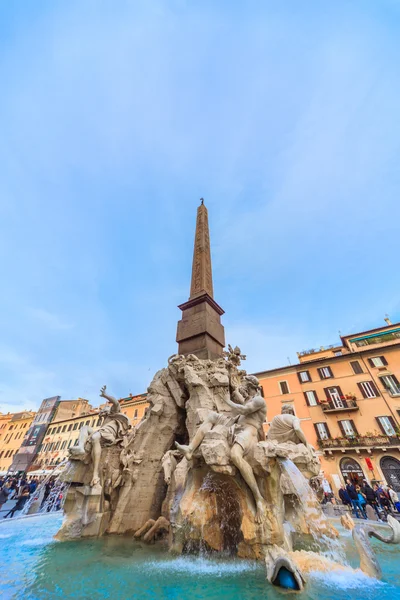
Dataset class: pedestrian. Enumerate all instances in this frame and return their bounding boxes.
[386,485,400,512]
[0,481,12,511]
[356,485,367,512]
[8,479,18,500]
[29,478,37,494]
[378,489,392,518]
[3,486,31,518]
[346,478,366,519]
[338,485,351,506]
[362,482,381,519]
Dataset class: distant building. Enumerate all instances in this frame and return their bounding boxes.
[0,411,35,473]
[37,393,149,469]
[256,319,400,494]
[10,396,92,473]
[36,410,101,469]
[119,393,149,427]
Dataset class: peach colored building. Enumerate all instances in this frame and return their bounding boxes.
[119,393,149,427]
[0,411,36,473]
[256,320,400,494]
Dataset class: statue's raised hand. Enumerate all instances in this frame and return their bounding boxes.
[100,385,107,398]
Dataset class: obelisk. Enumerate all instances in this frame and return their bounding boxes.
[176,200,225,359]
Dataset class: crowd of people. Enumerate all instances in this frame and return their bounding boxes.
[332,478,400,521]
[0,475,56,518]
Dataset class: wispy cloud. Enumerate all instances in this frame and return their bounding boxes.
[0,1,399,412]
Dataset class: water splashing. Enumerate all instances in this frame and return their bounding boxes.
[21,460,71,516]
[278,458,345,562]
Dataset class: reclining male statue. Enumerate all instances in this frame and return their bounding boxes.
[267,404,313,450]
[69,385,131,487]
[175,374,267,523]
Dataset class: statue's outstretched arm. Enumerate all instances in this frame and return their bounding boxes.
[225,395,264,415]
[100,385,119,409]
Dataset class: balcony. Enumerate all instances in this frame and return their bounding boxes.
[318,434,400,451]
[320,399,359,413]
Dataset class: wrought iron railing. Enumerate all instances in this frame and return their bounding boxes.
[318,435,400,449]
[320,399,358,412]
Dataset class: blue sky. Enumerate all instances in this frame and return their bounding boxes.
[1,1,399,413]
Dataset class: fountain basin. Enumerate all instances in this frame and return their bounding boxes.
[1,514,400,599]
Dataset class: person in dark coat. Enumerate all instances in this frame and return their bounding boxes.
[3,486,31,518]
[338,486,351,506]
[362,482,381,518]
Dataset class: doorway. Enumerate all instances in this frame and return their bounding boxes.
[380,456,400,492]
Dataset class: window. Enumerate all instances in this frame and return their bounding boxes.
[97,418,101,427]
[85,420,90,426]
[376,416,397,437]
[325,386,344,407]
[73,423,78,430]
[298,370,311,383]
[369,356,388,368]
[357,381,378,399]
[339,420,358,438]
[62,425,67,432]
[318,366,333,379]
[61,441,67,450]
[350,360,363,375]
[57,426,61,433]
[334,351,342,356]
[380,375,400,396]
[314,423,330,440]
[279,381,290,395]
[134,409,138,419]
[304,390,318,406]
[74,439,79,446]
[68,424,73,431]
[79,422,83,429]
[68,440,72,448]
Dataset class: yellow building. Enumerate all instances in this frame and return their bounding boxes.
[36,393,149,469]
[0,411,36,473]
[36,411,101,469]
[119,393,149,427]
[256,320,400,495]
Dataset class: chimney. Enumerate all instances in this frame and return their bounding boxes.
[384,314,392,326]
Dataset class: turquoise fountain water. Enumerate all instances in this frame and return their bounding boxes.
[1,514,399,600]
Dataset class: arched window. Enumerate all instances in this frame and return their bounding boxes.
[340,457,365,485]
[380,456,400,492]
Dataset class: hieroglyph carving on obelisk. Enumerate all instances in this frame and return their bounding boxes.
[190,199,214,299]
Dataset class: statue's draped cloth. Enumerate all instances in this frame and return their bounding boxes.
[267,414,301,445]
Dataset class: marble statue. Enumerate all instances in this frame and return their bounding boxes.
[175,374,267,522]
[267,404,312,449]
[69,385,130,486]
[57,349,400,591]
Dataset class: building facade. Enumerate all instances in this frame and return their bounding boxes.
[36,394,149,469]
[36,411,101,469]
[0,411,35,473]
[119,393,149,427]
[10,397,93,473]
[257,320,400,494]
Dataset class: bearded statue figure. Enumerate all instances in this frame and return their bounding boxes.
[69,386,131,487]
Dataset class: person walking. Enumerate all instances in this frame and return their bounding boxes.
[356,485,367,513]
[338,485,351,507]
[0,481,12,511]
[346,479,366,519]
[3,486,31,518]
[362,482,381,519]
[386,485,400,512]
